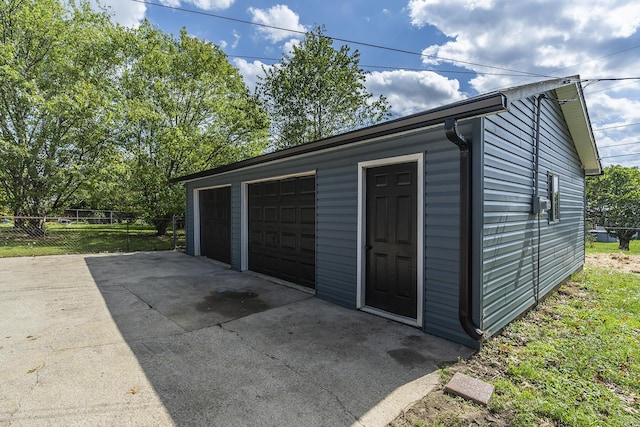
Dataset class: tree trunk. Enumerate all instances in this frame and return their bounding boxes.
[152,218,170,236]
[618,237,630,251]
[13,217,46,237]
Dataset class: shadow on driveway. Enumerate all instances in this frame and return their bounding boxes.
[0,252,474,426]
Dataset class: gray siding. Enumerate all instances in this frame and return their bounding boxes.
[184,126,469,344]
[481,95,585,336]
[424,137,466,345]
[184,95,587,348]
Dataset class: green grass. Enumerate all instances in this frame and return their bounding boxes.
[587,240,640,255]
[0,221,185,257]
[486,267,640,426]
[394,264,640,426]
[465,266,640,426]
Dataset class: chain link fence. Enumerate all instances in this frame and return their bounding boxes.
[0,215,185,258]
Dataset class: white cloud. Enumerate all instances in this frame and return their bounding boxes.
[231,30,240,49]
[282,38,302,55]
[248,5,306,43]
[158,0,180,8]
[587,90,640,126]
[220,30,240,50]
[183,0,234,11]
[366,70,466,116]
[97,0,235,27]
[406,0,640,166]
[233,58,273,93]
[407,0,640,91]
[95,0,147,28]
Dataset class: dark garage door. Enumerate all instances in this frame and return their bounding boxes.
[199,186,231,264]
[248,175,315,289]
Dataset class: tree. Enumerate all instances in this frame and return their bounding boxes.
[256,26,390,149]
[118,23,268,234]
[586,165,640,250]
[0,0,123,232]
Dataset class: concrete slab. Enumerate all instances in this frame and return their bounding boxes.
[445,372,494,406]
[0,252,474,426]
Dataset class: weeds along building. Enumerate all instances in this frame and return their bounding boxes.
[173,76,602,348]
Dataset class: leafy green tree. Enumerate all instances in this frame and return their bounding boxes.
[256,26,390,149]
[586,165,640,250]
[0,0,123,231]
[118,23,268,234]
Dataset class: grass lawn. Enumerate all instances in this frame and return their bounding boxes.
[587,239,640,255]
[392,246,640,426]
[0,221,185,257]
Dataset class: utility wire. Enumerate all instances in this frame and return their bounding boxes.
[132,0,553,78]
[135,0,640,108]
[600,152,640,159]
[599,141,640,148]
[593,122,640,132]
[227,54,540,77]
[546,44,640,77]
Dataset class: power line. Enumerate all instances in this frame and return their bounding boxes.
[599,141,640,148]
[593,122,640,132]
[600,152,640,159]
[227,54,543,77]
[584,79,640,95]
[547,44,640,76]
[583,78,640,82]
[135,0,640,108]
[132,0,553,78]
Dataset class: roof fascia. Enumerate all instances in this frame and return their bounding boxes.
[554,82,603,176]
[172,92,508,183]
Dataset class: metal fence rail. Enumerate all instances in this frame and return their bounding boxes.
[0,215,185,258]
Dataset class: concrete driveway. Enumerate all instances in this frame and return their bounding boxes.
[0,252,473,426]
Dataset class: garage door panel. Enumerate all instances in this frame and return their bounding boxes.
[300,176,315,193]
[300,206,315,224]
[199,186,231,264]
[250,207,262,221]
[280,179,296,195]
[264,207,278,222]
[300,234,315,253]
[263,181,278,196]
[280,206,296,223]
[281,232,296,250]
[248,176,316,289]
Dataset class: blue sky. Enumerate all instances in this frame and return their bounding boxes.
[99,0,640,168]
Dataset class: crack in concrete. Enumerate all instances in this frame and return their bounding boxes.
[8,361,45,426]
[120,285,188,333]
[217,323,365,426]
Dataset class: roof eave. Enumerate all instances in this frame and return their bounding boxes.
[171,92,508,183]
[554,82,603,176]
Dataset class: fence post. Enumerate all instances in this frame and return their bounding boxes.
[126,220,130,252]
[172,215,177,250]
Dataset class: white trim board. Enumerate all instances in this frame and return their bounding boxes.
[356,153,425,328]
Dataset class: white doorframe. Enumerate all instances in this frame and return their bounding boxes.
[356,153,424,327]
[192,184,231,257]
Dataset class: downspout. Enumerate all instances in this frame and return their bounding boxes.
[532,95,546,304]
[444,118,484,342]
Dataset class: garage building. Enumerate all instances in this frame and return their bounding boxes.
[173,76,601,348]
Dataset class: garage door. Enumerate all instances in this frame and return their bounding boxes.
[199,186,231,264]
[248,175,315,289]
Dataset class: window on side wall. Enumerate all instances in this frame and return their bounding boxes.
[548,173,560,223]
